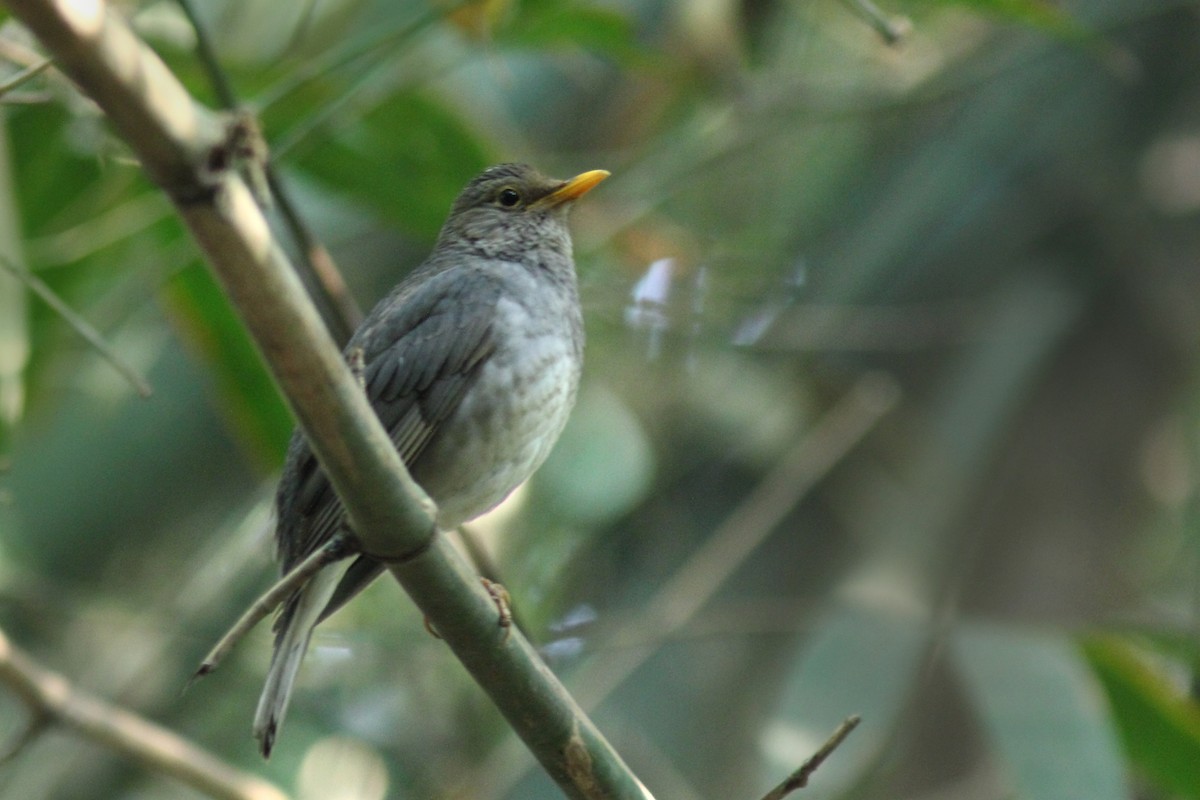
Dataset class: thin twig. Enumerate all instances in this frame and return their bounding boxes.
[0,627,289,800]
[173,0,236,108]
[192,534,355,680]
[0,255,153,398]
[839,0,912,45]
[266,169,362,340]
[0,57,53,98]
[252,4,446,112]
[174,0,362,344]
[0,712,48,764]
[759,715,862,800]
[279,0,321,57]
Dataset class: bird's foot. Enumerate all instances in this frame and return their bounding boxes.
[422,578,513,641]
[480,578,513,639]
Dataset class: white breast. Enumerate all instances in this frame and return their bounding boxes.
[415,277,581,529]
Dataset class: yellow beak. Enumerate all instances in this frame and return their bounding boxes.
[534,169,610,209]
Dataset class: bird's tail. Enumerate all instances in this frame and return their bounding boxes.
[253,563,345,758]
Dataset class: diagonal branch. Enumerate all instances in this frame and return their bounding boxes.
[0,255,153,397]
[0,627,288,800]
[173,0,364,344]
[3,1,652,797]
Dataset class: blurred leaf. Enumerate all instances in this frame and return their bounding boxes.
[7,104,104,238]
[536,385,653,525]
[1081,634,1200,800]
[915,0,1089,38]
[0,268,25,446]
[501,5,645,65]
[955,623,1128,800]
[446,0,516,39]
[0,116,27,448]
[290,90,492,237]
[758,606,928,795]
[4,103,159,421]
[161,262,293,469]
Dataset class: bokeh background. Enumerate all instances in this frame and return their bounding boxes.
[1,0,1199,798]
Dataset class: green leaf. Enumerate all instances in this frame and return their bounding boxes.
[8,104,105,238]
[501,6,646,65]
[290,90,492,238]
[0,114,28,450]
[161,262,293,470]
[955,623,1128,800]
[1081,634,1200,800]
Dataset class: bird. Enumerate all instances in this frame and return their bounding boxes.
[253,163,609,757]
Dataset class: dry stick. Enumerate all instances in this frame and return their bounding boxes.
[0,628,290,800]
[193,535,354,679]
[471,374,901,798]
[759,715,862,800]
[0,255,153,397]
[4,3,650,797]
[0,57,53,97]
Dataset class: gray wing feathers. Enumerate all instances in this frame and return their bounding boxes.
[257,267,502,756]
[275,268,501,573]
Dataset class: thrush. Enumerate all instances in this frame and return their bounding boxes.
[254,163,609,757]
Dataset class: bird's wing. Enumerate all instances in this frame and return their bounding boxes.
[274,266,501,578]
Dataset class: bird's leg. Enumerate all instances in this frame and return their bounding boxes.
[346,346,366,390]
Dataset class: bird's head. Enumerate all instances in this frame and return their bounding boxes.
[436,163,609,261]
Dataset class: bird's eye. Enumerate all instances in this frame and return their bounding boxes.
[497,188,521,207]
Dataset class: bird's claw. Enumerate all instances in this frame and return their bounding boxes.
[480,578,513,639]
[422,578,513,641]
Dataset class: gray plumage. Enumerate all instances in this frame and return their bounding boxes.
[254,163,606,757]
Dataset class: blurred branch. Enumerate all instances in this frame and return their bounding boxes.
[758,715,862,800]
[172,0,236,108]
[0,627,289,800]
[174,0,364,344]
[265,170,364,342]
[0,56,52,98]
[0,255,153,397]
[472,373,900,797]
[3,1,651,797]
[253,5,444,113]
[594,374,899,666]
[838,0,911,45]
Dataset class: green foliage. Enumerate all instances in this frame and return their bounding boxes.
[909,0,1088,37]
[1,0,1197,798]
[161,262,294,469]
[1083,635,1200,800]
[289,89,494,237]
[499,3,647,65]
[956,625,1128,800]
